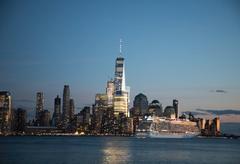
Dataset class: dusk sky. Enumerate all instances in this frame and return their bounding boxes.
[1,0,240,114]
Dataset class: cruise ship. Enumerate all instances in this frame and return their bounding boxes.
[136,116,200,138]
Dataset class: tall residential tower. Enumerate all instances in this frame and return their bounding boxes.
[69,98,75,121]
[53,95,61,127]
[62,85,70,126]
[36,92,44,123]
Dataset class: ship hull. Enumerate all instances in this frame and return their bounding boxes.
[149,131,199,138]
[135,131,199,138]
[135,132,149,138]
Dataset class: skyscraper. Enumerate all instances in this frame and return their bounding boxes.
[0,91,12,134]
[69,98,75,121]
[53,95,61,127]
[173,99,179,119]
[94,93,108,133]
[114,57,126,94]
[133,93,148,116]
[106,80,114,107]
[36,92,44,123]
[113,42,130,117]
[62,85,70,126]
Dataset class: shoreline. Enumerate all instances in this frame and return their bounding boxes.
[1,133,239,139]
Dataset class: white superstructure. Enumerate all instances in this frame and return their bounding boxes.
[136,116,200,138]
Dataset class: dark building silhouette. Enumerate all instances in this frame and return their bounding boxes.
[148,100,163,116]
[164,106,176,119]
[69,98,75,122]
[40,110,51,126]
[36,92,43,124]
[173,99,179,119]
[74,106,91,134]
[12,108,27,133]
[116,112,133,135]
[52,95,61,127]
[133,93,148,116]
[62,85,70,126]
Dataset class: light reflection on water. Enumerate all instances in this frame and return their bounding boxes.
[101,139,131,164]
[100,138,197,163]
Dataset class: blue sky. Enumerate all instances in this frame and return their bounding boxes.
[0,0,240,114]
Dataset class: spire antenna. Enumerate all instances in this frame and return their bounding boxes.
[120,38,122,54]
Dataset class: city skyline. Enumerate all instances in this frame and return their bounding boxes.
[1,0,240,114]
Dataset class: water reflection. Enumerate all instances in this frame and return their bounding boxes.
[101,138,131,164]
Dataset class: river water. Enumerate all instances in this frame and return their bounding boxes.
[0,136,240,164]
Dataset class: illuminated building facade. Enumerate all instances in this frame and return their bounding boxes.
[95,93,108,109]
[0,91,12,134]
[199,118,206,130]
[200,117,221,136]
[214,117,220,133]
[114,57,126,93]
[113,57,130,117]
[212,117,221,136]
[94,93,108,133]
[106,80,114,107]
[113,92,129,116]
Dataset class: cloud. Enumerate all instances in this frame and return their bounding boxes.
[182,111,208,116]
[215,90,227,93]
[210,89,227,93]
[196,109,240,115]
[182,109,240,123]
